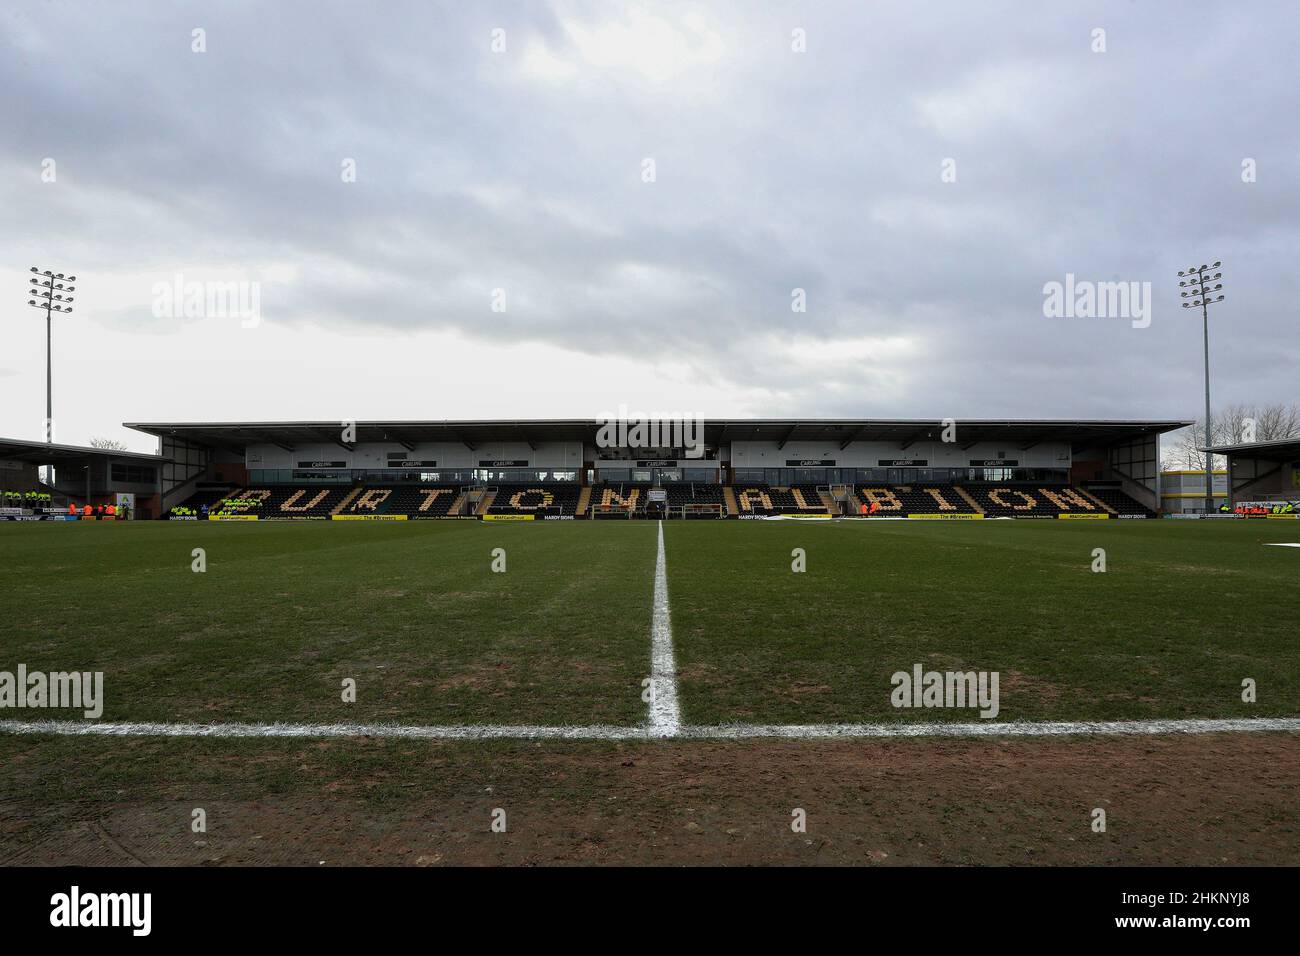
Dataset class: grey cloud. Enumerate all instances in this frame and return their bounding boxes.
[1,0,1296,420]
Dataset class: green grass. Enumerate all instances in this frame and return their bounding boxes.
[664,519,1300,723]
[1,519,1297,729]
[0,520,656,725]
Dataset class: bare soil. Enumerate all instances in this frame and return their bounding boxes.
[1,732,1296,865]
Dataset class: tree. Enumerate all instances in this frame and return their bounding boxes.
[88,437,129,451]
[1161,403,1300,470]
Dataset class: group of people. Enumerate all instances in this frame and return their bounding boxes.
[169,503,208,519]
[2,490,53,508]
[67,501,130,520]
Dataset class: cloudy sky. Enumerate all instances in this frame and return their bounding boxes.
[2,0,1297,453]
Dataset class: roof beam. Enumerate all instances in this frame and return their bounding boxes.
[443,426,476,451]
[776,423,800,450]
[898,427,931,451]
[839,424,872,450]
[381,430,417,451]
[308,429,353,453]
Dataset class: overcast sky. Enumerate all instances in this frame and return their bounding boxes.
[1,1,1297,453]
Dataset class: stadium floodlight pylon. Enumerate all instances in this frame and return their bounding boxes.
[1177,260,1224,515]
[27,266,76,453]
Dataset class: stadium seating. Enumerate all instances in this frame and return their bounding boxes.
[1081,484,1156,517]
[855,484,979,516]
[664,482,724,509]
[584,482,725,517]
[962,483,1108,518]
[200,486,347,518]
[337,485,461,518]
[733,484,829,515]
[208,488,271,516]
[487,484,584,516]
[171,485,236,515]
[589,483,650,515]
[165,480,1154,521]
[259,486,353,518]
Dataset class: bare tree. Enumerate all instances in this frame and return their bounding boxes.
[1161,403,1300,470]
[1250,402,1300,441]
[88,436,129,451]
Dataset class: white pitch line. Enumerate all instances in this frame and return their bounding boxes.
[648,520,682,737]
[0,719,653,740]
[680,717,1300,739]
[2,717,1297,741]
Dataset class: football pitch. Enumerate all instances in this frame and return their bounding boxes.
[2,519,1298,866]
[1,519,1298,728]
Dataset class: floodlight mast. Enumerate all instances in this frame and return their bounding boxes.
[27,266,78,485]
[1177,261,1225,514]
[27,266,77,448]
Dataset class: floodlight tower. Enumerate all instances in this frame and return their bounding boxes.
[1177,261,1225,515]
[28,267,77,486]
[27,267,77,446]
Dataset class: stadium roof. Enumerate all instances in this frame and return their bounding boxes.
[0,436,169,464]
[1202,437,1300,462]
[124,419,1190,451]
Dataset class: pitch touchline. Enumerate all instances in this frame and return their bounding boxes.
[2,717,1298,741]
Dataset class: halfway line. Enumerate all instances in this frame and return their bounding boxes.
[648,520,682,736]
